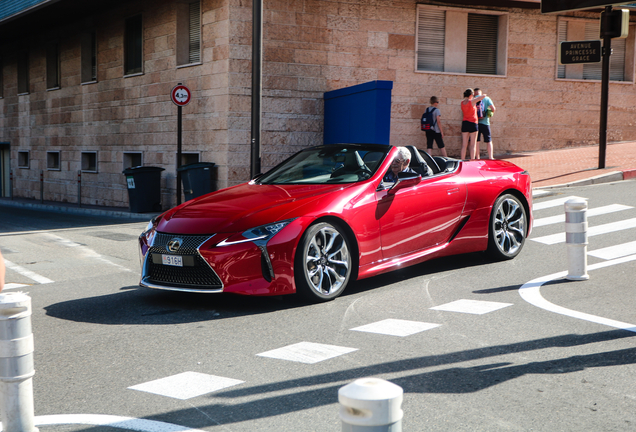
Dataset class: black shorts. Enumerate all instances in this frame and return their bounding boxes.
[461,121,478,133]
[477,123,491,142]
[425,130,445,149]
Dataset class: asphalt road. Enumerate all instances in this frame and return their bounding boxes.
[1,179,635,431]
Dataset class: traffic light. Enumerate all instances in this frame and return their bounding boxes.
[600,9,629,38]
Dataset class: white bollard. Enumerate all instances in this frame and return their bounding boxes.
[339,378,403,432]
[0,292,38,432]
[565,198,589,281]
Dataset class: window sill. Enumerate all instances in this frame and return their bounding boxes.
[415,69,506,78]
[81,81,98,86]
[47,168,61,171]
[555,77,634,84]
[18,166,29,169]
[81,170,98,173]
[177,62,202,69]
[47,87,61,92]
[17,92,29,96]
[124,72,144,78]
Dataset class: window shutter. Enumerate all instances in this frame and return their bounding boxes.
[189,1,201,63]
[417,9,445,72]
[583,22,625,81]
[557,20,567,79]
[466,13,498,75]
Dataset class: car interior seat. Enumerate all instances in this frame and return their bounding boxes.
[418,149,441,174]
[405,146,433,177]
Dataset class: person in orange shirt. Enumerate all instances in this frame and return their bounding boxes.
[460,88,487,160]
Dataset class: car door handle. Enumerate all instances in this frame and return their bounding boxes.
[447,187,460,195]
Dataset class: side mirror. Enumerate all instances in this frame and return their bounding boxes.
[388,173,421,194]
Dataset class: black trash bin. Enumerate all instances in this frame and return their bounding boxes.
[177,162,217,201]
[122,166,165,213]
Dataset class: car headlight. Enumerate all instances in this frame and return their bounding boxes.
[218,219,295,246]
[141,216,160,246]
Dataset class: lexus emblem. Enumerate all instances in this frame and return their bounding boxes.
[167,238,183,253]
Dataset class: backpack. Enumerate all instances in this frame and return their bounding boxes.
[476,100,485,119]
[421,107,436,131]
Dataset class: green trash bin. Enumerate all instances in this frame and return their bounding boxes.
[177,162,217,201]
[122,166,165,213]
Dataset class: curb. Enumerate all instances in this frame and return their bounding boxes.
[0,199,157,221]
[534,170,632,190]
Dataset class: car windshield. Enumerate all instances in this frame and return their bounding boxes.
[257,144,390,185]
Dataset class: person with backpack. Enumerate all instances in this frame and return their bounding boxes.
[474,88,496,159]
[421,96,448,158]
[460,88,487,160]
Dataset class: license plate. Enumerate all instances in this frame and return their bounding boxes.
[161,255,183,267]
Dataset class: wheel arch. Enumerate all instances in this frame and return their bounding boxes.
[496,188,531,236]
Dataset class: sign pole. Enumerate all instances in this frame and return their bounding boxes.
[171,83,191,205]
[598,6,612,169]
[177,103,183,205]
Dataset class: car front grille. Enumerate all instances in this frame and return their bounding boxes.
[144,233,223,291]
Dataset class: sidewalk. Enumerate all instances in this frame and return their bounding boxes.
[1,141,635,218]
[500,140,636,189]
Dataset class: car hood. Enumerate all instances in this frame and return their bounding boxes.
[156,182,355,234]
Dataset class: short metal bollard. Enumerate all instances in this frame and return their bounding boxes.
[565,198,589,281]
[339,378,403,432]
[0,292,38,432]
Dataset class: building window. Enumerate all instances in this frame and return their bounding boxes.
[123,152,143,169]
[17,51,29,94]
[47,151,60,170]
[0,57,3,98]
[81,31,97,83]
[181,153,199,166]
[18,151,29,169]
[46,41,60,89]
[557,18,634,82]
[81,152,97,172]
[177,1,201,65]
[124,15,143,75]
[416,6,508,76]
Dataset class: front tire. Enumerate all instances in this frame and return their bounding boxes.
[295,222,353,302]
[487,194,527,260]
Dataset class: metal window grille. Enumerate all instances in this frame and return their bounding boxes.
[189,1,201,63]
[466,13,498,75]
[417,9,445,72]
[557,20,567,78]
[583,22,625,81]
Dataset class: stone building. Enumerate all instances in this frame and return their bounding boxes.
[0,0,635,209]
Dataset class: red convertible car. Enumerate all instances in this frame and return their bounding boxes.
[139,144,532,302]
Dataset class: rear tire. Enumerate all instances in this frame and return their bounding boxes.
[487,194,527,260]
[295,222,353,302]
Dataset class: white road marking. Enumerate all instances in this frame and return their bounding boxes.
[532,190,550,197]
[3,259,53,284]
[257,342,358,364]
[532,196,583,211]
[430,299,512,315]
[350,319,441,337]
[129,372,244,400]
[519,254,636,332]
[3,283,30,290]
[531,217,636,245]
[41,232,134,272]
[533,204,633,227]
[0,414,208,432]
[589,241,636,260]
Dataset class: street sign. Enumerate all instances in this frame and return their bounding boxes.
[171,84,191,106]
[559,40,602,64]
[541,0,632,13]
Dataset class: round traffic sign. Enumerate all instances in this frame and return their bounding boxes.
[171,85,191,106]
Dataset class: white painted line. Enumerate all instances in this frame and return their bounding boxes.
[532,190,550,197]
[3,283,30,290]
[2,414,208,432]
[519,254,636,332]
[532,196,582,211]
[533,204,633,227]
[3,259,53,284]
[430,299,513,315]
[41,232,134,272]
[128,372,244,400]
[350,319,441,337]
[257,342,358,364]
[531,217,636,245]
[589,242,636,260]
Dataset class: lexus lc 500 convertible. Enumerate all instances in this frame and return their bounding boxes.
[139,143,532,302]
